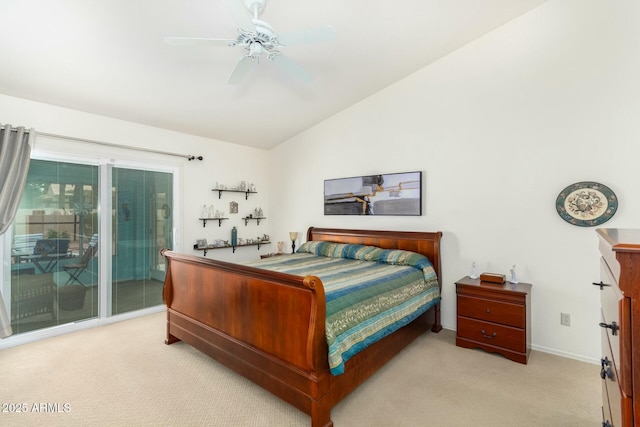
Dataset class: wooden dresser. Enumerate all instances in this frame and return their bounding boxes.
[596,228,640,427]
[455,276,531,364]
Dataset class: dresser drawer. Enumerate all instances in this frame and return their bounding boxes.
[457,295,525,328]
[457,316,526,353]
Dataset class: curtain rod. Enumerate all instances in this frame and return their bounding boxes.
[1,125,203,161]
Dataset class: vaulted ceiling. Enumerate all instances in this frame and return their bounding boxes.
[0,0,548,149]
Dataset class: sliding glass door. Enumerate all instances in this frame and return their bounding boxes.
[8,159,99,334]
[111,167,172,315]
[4,158,174,336]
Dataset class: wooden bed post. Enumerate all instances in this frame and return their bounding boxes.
[432,302,443,332]
[161,248,180,345]
[310,400,333,427]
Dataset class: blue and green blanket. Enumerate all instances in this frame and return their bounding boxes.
[242,242,441,375]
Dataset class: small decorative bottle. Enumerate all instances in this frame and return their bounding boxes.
[470,262,478,279]
[231,226,237,246]
[509,265,518,284]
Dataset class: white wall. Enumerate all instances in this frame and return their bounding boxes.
[269,0,640,362]
[3,0,639,362]
[0,93,271,264]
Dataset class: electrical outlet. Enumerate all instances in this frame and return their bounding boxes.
[561,312,571,327]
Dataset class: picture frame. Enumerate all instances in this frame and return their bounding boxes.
[196,238,208,249]
[324,171,422,216]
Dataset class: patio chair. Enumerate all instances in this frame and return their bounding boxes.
[63,244,98,286]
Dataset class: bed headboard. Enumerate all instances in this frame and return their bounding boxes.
[306,227,442,287]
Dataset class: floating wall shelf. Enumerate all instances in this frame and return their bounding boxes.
[243,217,266,226]
[193,241,271,256]
[212,189,257,200]
[199,217,229,227]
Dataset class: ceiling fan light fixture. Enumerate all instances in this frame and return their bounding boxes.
[249,42,264,58]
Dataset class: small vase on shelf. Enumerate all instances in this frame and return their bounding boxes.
[231,226,238,246]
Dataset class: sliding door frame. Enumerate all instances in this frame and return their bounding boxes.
[0,147,182,349]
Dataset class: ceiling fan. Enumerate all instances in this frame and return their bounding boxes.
[164,0,336,84]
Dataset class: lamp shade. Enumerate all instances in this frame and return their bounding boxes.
[289,231,298,241]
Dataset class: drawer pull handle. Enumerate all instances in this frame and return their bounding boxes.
[592,281,611,290]
[485,308,491,313]
[599,321,619,336]
[600,366,613,380]
[600,357,612,380]
[480,329,497,339]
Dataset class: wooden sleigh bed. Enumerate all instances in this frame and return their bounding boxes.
[162,227,442,426]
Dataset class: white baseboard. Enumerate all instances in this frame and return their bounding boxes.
[531,343,599,365]
[442,326,599,365]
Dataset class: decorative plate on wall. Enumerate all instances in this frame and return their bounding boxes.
[556,181,618,227]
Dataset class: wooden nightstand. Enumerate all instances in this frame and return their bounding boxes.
[456,276,531,364]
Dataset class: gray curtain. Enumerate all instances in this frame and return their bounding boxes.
[0,124,35,338]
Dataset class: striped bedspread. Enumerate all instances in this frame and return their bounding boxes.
[242,242,440,375]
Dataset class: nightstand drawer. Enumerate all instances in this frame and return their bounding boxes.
[457,295,525,328]
[457,316,526,353]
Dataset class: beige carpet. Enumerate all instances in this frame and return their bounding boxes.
[0,312,600,426]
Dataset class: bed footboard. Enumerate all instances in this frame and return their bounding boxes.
[161,249,334,426]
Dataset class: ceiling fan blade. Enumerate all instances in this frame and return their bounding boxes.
[226,55,254,85]
[278,26,336,46]
[164,37,234,47]
[225,0,256,33]
[270,54,312,82]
